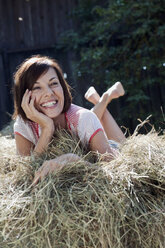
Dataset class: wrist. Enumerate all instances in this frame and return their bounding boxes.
[41,123,54,135]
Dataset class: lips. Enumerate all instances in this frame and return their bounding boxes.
[41,100,58,108]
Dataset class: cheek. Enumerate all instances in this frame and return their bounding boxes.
[54,88,65,102]
[60,88,65,101]
[31,91,36,98]
[61,91,65,103]
[61,92,65,107]
[31,91,40,100]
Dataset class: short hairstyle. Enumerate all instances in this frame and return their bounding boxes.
[13,55,72,121]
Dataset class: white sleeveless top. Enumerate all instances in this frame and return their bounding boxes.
[14,104,104,146]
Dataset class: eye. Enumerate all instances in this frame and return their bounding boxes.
[32,86,41,91]
[50,81,58,87]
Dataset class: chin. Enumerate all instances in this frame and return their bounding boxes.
[44,110,63,119]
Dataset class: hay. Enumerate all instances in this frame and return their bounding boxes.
[0,126,164,248]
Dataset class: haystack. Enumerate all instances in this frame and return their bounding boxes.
[0,123,164,248]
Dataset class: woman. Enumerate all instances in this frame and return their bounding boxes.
[13,55,125,184]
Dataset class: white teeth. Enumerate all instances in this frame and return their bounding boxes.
[41,101,57,107]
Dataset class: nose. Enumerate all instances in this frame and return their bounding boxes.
[44,86,54,96]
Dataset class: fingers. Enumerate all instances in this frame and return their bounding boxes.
[21,89,37,120]
[21,90,54,130]
[21,89,31,106]
[32,160,60,186]
[22,89,35,109]
[31,175,40,186]
[31,161,50,186]
[31,169,44,186]
[31,169,41,186]
[29,94,36,111]
[21,89,32,114]
[31,159,66,187]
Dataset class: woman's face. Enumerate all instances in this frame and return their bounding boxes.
[31,67,64,119]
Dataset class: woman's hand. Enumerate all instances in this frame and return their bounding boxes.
[21,89,55,154]
[32,159,62,186]
[32,153,81,186]
[21,89,54,132]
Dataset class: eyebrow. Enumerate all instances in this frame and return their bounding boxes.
[35,76,58,85]
[49,76,58,81]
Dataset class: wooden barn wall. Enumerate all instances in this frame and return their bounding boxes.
[0,0,78,130]
[0,0,164,131]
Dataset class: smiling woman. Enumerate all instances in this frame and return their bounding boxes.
[13,55,126,184]
[31,68,64,119]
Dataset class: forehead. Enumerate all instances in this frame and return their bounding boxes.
[36,67,58,83]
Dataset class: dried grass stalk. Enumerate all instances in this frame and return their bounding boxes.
[0,127,164,248]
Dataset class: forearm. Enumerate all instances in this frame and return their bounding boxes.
[90,131,119,162]
[51,153,81,167]
[32,153,82,185]
[96,145,118,162]
[99,150,117,162]
[34,127,54,154]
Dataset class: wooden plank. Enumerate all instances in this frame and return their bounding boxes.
[6,44,56,54]
[30,0,42,47]
[50,1,64,41]
[50,0,59,42]
[5,0,16,50]
[0,53,9,129]
[0,0,78,51]
[38,0,48,46]
[58,1,68,35]
[0,0,8,49]
[11,0,24,49]
[22,0,34,48]
[43,0,54,45]
[46,0,57,43]
[0,54,6,111]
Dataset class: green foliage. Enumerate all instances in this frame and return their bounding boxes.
[59,0,165,131]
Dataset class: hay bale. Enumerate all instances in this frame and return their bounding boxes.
[0,128,164,248]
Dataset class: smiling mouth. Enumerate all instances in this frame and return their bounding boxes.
[41,100,58,108]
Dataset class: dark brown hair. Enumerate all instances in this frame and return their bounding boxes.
[13,55,72,121]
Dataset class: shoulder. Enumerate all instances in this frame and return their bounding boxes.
[73,106,104,144]
[14,115,39,145]
[66,103,91,126]
[14,115,33,136]
[66,103,103,125]
[14,115,34,129]
[77,107,99,123]
[68,103,94,117]
[67,104,86,115]
[14,115,27,128]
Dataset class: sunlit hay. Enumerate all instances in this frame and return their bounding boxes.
[46,129,95,163]
[0,136,16,156]
[0,127,165,248]
[102,132,165,247]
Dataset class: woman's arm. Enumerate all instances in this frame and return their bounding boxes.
[32,131,115,186]
[33,126,54,154]
[15,134,34,156]
[18,89,55,155]
[32,153,82,185]
[15,128,53,156]
[31,131,115,186]
[89,131,118,161]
